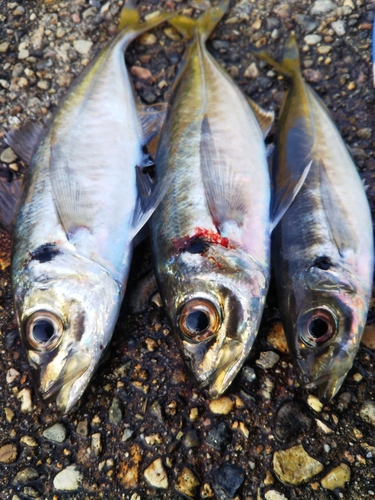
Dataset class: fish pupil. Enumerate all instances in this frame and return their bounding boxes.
[187,310,209,333]
[308,318,328,339]
[33,320,55,343]
[314,257,331,270]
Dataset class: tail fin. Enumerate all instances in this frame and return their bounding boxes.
[117,0,174,38]
[169,0,229,42]
[253,36,301,79]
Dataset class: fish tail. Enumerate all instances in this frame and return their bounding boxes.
[117,0,174,39]
[254,35,301,79]
[169,0,229,42]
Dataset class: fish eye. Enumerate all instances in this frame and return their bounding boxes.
[313,256,331,270]
[299,308,336,347]
[178,298,221,342]
[25,311,63,351]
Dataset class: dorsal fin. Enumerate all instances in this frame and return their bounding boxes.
[5,122,45,165]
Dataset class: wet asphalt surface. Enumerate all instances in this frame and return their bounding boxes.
[1,0,375,499]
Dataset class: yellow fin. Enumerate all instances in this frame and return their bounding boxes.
[117,0,174,35]
[246,97,275,138]
[253,35,301,79]
[170,0,229,41]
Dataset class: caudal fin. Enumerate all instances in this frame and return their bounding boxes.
[253,36,301,79]
[169,0,229,42]
[117,0,175,39]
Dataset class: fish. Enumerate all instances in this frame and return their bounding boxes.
[7,3,173,414]
[255,38,374,403]
[150,0,280,398]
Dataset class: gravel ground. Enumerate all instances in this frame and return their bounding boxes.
[0,0,375,499]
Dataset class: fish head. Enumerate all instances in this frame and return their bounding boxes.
[287,262,370,403]
[161,242,269,397]
[12,248,121,414]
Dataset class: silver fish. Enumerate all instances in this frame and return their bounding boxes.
[256,38,374,403]
[8,4,172,414]
[150,0,277,397]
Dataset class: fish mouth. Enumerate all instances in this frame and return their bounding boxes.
[39,351,92,414]
[299,367,348,404]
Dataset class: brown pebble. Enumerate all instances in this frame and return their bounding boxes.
[302,69,322,83]
[10,105,22,116]
[0,443,18,464]
[130,66,152,80]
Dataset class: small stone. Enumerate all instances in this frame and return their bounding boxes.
[264,470,274,486]
[267,322,289,353]
[0,79,9,89]
[201,483,215,498]
[304,34,322,45]
[265,491,288,500]
[244,62,259,79]
[360,401,375,426]
[183,429,200,448]
[20,436,38,447]
[6,367,20,383]
[18,49,30,60]
[331,20,346,36]
[144,458,168,489]
[145,433,162,445]
[213,464,245,499]
[307,395,323,413]
[227,66,239,79]
[357,128,372,140]
[261,377,274,400]
[209,397,234,415]
[109,397,122,425]
[13,5,25,15]
[139,33,157,46]
[206,422,231,451]
[317,45,332,55]
[311,0,337,15]
[273,3,291,18]
[302,69,322,83]
[5,408,15,422]
[1,148,17,164]
[43,423,67,443]
[273,445,323,485]
[73,40,93,55]
[353,372,363,382]
[82,7,97,19]
[164,27,181,41]
[256,351,280,369]
[362,325,375,349]
[343,0,354,8]
[91,432,102,456]
[295,14,318,33]
[189,407,199,421]
[32,27,44,50]
[37,80,50,90]
[315,419,333,434]
[53,465,83,491]
[241,365,257,383]
[17,388,33,412]
[14,467,39,484]
[0,42,10,53]
[130,66,152,80]
[321,463,351,490]
[175,466,200,498]
[0,443,18,464]
[76,419,88,437]
[57,73,73,88]
[171,369,186,384]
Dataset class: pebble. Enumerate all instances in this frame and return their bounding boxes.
[14,467,39,484]
[315,419,333,434]
[331,20,346,36]
[139,33,157,46]
[76,419,88,437]
[122,428,134,442]
[175,466,200,498]
[183,429,200,448]
[244,62,259,79]
[360,401,375,426]
[91,432,102,456]
[144,458,168,489]
[109,397,122,425]
[261,377,274,400]
[20,436,38,447]
[37,80,50,90]
[201,483,215,498]
[321,463,351,490]
[130,66,152,80]
[256,351,280,369]
[164,27,181,41]
[53,465,83,491]
[241,365,256,383]
[317,45,332,55]
[6,367,20,383]
[209,396,234,415]
[17,388,33,412]
[43,423,67,443]
[295,14,318,33]
[362,325,375,349]
[266,322,289,353]
[265,491,288,500]
[145,433,162,445]
[5,408,15,422]
[357,128,372,140]
[73,40,93,55]
[18,49,30,60]
[274,400,313,442]
[302,69,322,83]
[213,464,245,499]
[0,42,10,53]
[311,0,337,15]
[273,3,291,18]
[273,445,323,485]
[307,395,323,413]
[189,407,199,421]
[1,148,17,164]
[206,422,231,451]
[304,34,322,45]
[0,443,18,464]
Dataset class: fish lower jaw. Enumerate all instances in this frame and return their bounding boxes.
[298,372,347,403]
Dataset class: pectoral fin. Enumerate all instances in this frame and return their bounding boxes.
[5,122,45,165]
[139,102,168,144]
[0,171,24,233]
[246,97,275,138]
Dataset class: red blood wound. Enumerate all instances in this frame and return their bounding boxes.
[173,227,234,253]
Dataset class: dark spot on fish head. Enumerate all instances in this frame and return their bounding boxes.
[31,243,61,264]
